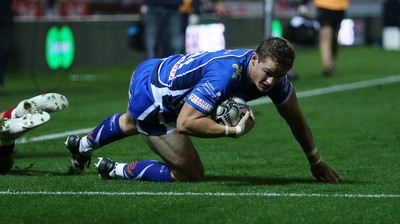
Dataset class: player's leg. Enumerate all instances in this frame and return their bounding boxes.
[0,111,51,144]
[144,5,160,59]
[317,8,335,76]
[96,130,204,182]
[0,93,67,174]
[0,110,50,174]
[0,111,14,174]
[2,93,68,120]
[319,25,333,73]
[329,10,345,74]
[142,132,204,181]
[164,7,183,56]
[65,112,139,174]
[14,93,68,117]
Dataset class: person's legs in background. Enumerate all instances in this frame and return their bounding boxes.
[144,5,160,59]
[0,20,13,92]
[317,8,345,77]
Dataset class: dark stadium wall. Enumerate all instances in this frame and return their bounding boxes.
[10,20,141,73]
[9,16,382,74]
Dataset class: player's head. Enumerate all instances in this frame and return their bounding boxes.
[255,37,295,72]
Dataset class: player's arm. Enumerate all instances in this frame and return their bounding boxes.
[177,102,253,138]
[276,88,340,183]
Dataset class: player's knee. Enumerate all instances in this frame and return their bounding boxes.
[172,167,204,182]
[119,113,138,135]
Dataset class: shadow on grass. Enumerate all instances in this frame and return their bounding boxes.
[204,175,362,185]
[8,168,69,176]
[5,169,361,185]
[14,151,68,159]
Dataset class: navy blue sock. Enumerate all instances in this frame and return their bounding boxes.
[87,113,127,148]
[122,160,173,182]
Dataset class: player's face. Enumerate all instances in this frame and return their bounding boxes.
[248,53,288,93]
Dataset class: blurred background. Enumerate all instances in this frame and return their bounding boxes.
[2,0,397,74]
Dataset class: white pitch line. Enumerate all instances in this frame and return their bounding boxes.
[15,74,400,145]
[248,74,400,106]
[0,191,399,198]
[16,128,94,144]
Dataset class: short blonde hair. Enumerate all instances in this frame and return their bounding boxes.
[256,37,295,71]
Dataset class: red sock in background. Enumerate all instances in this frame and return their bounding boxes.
[3,107,15,119]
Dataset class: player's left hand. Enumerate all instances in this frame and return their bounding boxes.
[310,160,339,183]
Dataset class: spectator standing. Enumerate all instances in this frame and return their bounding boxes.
[383,0,400,27]
[180,0,201,54]
[299,0,349,76]
[143,0,184,59]
[0,0,13,93]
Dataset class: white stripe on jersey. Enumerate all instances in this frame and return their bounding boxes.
[157,50,253,87]
[137,103,158,121]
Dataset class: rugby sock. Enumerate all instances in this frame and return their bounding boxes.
[1,109,15,145]
[80,113,127,153]
[115,160,173,182]
[3,108,15,119]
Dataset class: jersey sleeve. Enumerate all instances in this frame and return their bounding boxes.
[185,61,239,115]
[267,75,293,105]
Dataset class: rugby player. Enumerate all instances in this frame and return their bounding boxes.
[65,37,339,183]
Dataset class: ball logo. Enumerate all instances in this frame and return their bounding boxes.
[212,96,248,126]
[45,26,75,69]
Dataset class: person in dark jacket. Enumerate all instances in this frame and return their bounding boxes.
[0,0,13,93]
[143,0,184,59]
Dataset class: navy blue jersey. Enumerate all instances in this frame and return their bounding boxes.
[128,49,292,135]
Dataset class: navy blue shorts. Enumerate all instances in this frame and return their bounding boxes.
[128,59,177,136]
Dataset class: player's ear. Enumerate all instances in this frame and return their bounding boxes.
[251,52,258,66]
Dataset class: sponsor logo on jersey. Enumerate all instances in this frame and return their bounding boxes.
[169,56,186,80]
[188,93,214,112]
[232,64,243,80]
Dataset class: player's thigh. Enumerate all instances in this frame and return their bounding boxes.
[141,131,204,181]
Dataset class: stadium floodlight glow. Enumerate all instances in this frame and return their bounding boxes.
[338,19,355,46]
[45,26,75,70]
[185,23,226,54]
[271,19,283,38]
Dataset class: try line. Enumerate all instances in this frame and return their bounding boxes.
[1,191,399,198]
[16,74,400,145]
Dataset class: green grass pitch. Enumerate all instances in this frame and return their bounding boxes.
[1,46,399,223]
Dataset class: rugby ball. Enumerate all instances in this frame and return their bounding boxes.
[212,96,248,126]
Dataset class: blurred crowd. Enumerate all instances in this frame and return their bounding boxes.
[9,0,228,19]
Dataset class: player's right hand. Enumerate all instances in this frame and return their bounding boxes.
[235,110,255,138]
[310,160,340,183]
